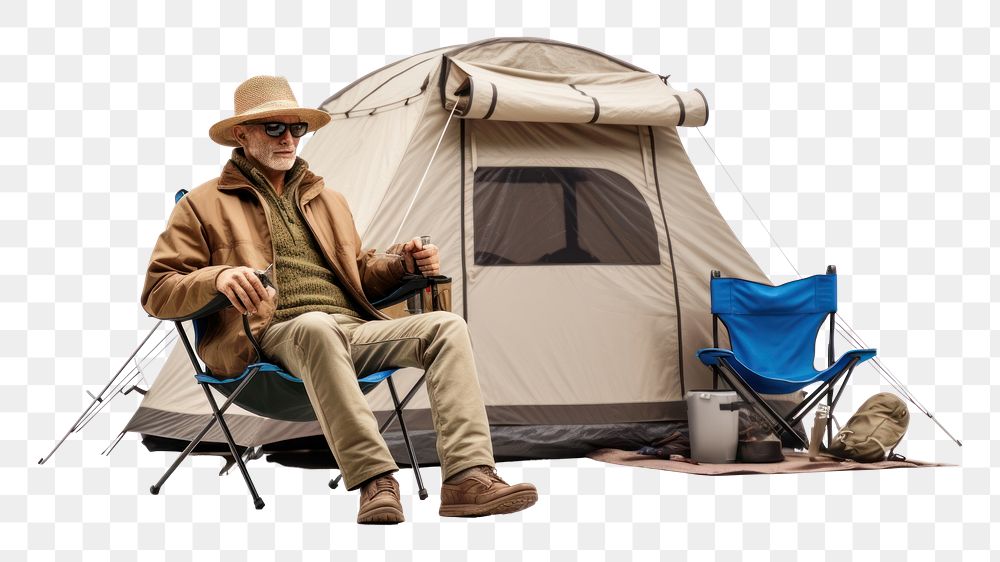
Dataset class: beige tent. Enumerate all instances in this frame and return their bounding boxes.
[124,38,778,465]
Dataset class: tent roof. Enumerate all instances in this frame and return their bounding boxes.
[318,37,649,117]
[319,46,449,117]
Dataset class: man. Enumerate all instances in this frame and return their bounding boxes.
[141,75,537,524]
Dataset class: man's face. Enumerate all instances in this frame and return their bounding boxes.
[233,115,302,172]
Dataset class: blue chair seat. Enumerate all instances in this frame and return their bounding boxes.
[195,362,302,385]
[196,362,398,388]
[696,347,876,395]
[193,362,403,422]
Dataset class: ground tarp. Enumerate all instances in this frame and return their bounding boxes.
[586,448,952,475]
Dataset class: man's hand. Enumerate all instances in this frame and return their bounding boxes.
[401,237,440,277]
[215,266,276,315]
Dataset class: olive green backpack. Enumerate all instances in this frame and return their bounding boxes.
[826,392,910,462]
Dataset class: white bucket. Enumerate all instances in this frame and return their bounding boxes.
[685,390,741,463]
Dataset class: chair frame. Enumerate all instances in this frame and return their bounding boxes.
[149,275,447,509]
[708,266,861,449]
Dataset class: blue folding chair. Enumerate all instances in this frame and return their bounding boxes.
[148,189,447,509]
[696,266,876,449]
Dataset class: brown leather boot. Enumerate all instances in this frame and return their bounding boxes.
[439,465,538,517]
[357,473,404,525]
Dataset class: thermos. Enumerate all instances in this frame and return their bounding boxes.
[808,404,829,461]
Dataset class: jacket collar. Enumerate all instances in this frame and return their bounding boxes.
[218,148,324,204]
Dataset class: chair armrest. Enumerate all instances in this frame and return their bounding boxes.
[153,269,273,322]
[153,292,233,322]
[371,274,451,309]
[695,348,735,367]
[834,348,877,366]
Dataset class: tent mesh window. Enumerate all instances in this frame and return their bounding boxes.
[473,167,659,266]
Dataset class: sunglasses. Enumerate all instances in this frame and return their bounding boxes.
[245,121,309,138]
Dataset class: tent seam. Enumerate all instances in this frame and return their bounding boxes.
[321,47,453,107]
[344,59,438,115]
[647,126,686,395]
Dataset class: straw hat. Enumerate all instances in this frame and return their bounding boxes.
[209,75,331,147]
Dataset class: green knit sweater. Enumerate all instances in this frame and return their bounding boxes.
[231,149,364,324]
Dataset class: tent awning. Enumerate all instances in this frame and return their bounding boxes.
[441,57,709,127]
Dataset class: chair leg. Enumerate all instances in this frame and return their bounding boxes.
[387,377,428,500]
[151,371,267,509]
[151,374,254,495]
[785,359,859,428]
[218,446,261,477]
[717,360,810,449]
[329,406,405,490]
[330,374,432,497]
[330,397,404,490]
[150,405,220,496]
[826,387,834,446]
[760,359,860,451]
[786,377,841,426]
[201,384,265,510]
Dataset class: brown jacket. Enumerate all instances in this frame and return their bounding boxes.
[141,158,406,376]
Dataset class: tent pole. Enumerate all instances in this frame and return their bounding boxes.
[101,429,127,456]
[38,320,163,465]
[76,329,176,430]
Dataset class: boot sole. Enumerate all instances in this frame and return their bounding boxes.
[439,489,538,518]
[357,505,405,525]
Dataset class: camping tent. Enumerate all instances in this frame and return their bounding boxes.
[122,37,788,466]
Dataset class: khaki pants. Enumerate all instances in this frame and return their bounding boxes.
[259,310,495,490]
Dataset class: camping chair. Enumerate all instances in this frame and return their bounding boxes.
[148,190,446,510]
[695,266,876,450]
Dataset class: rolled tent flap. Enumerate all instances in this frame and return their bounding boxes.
[441,57,709,127]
